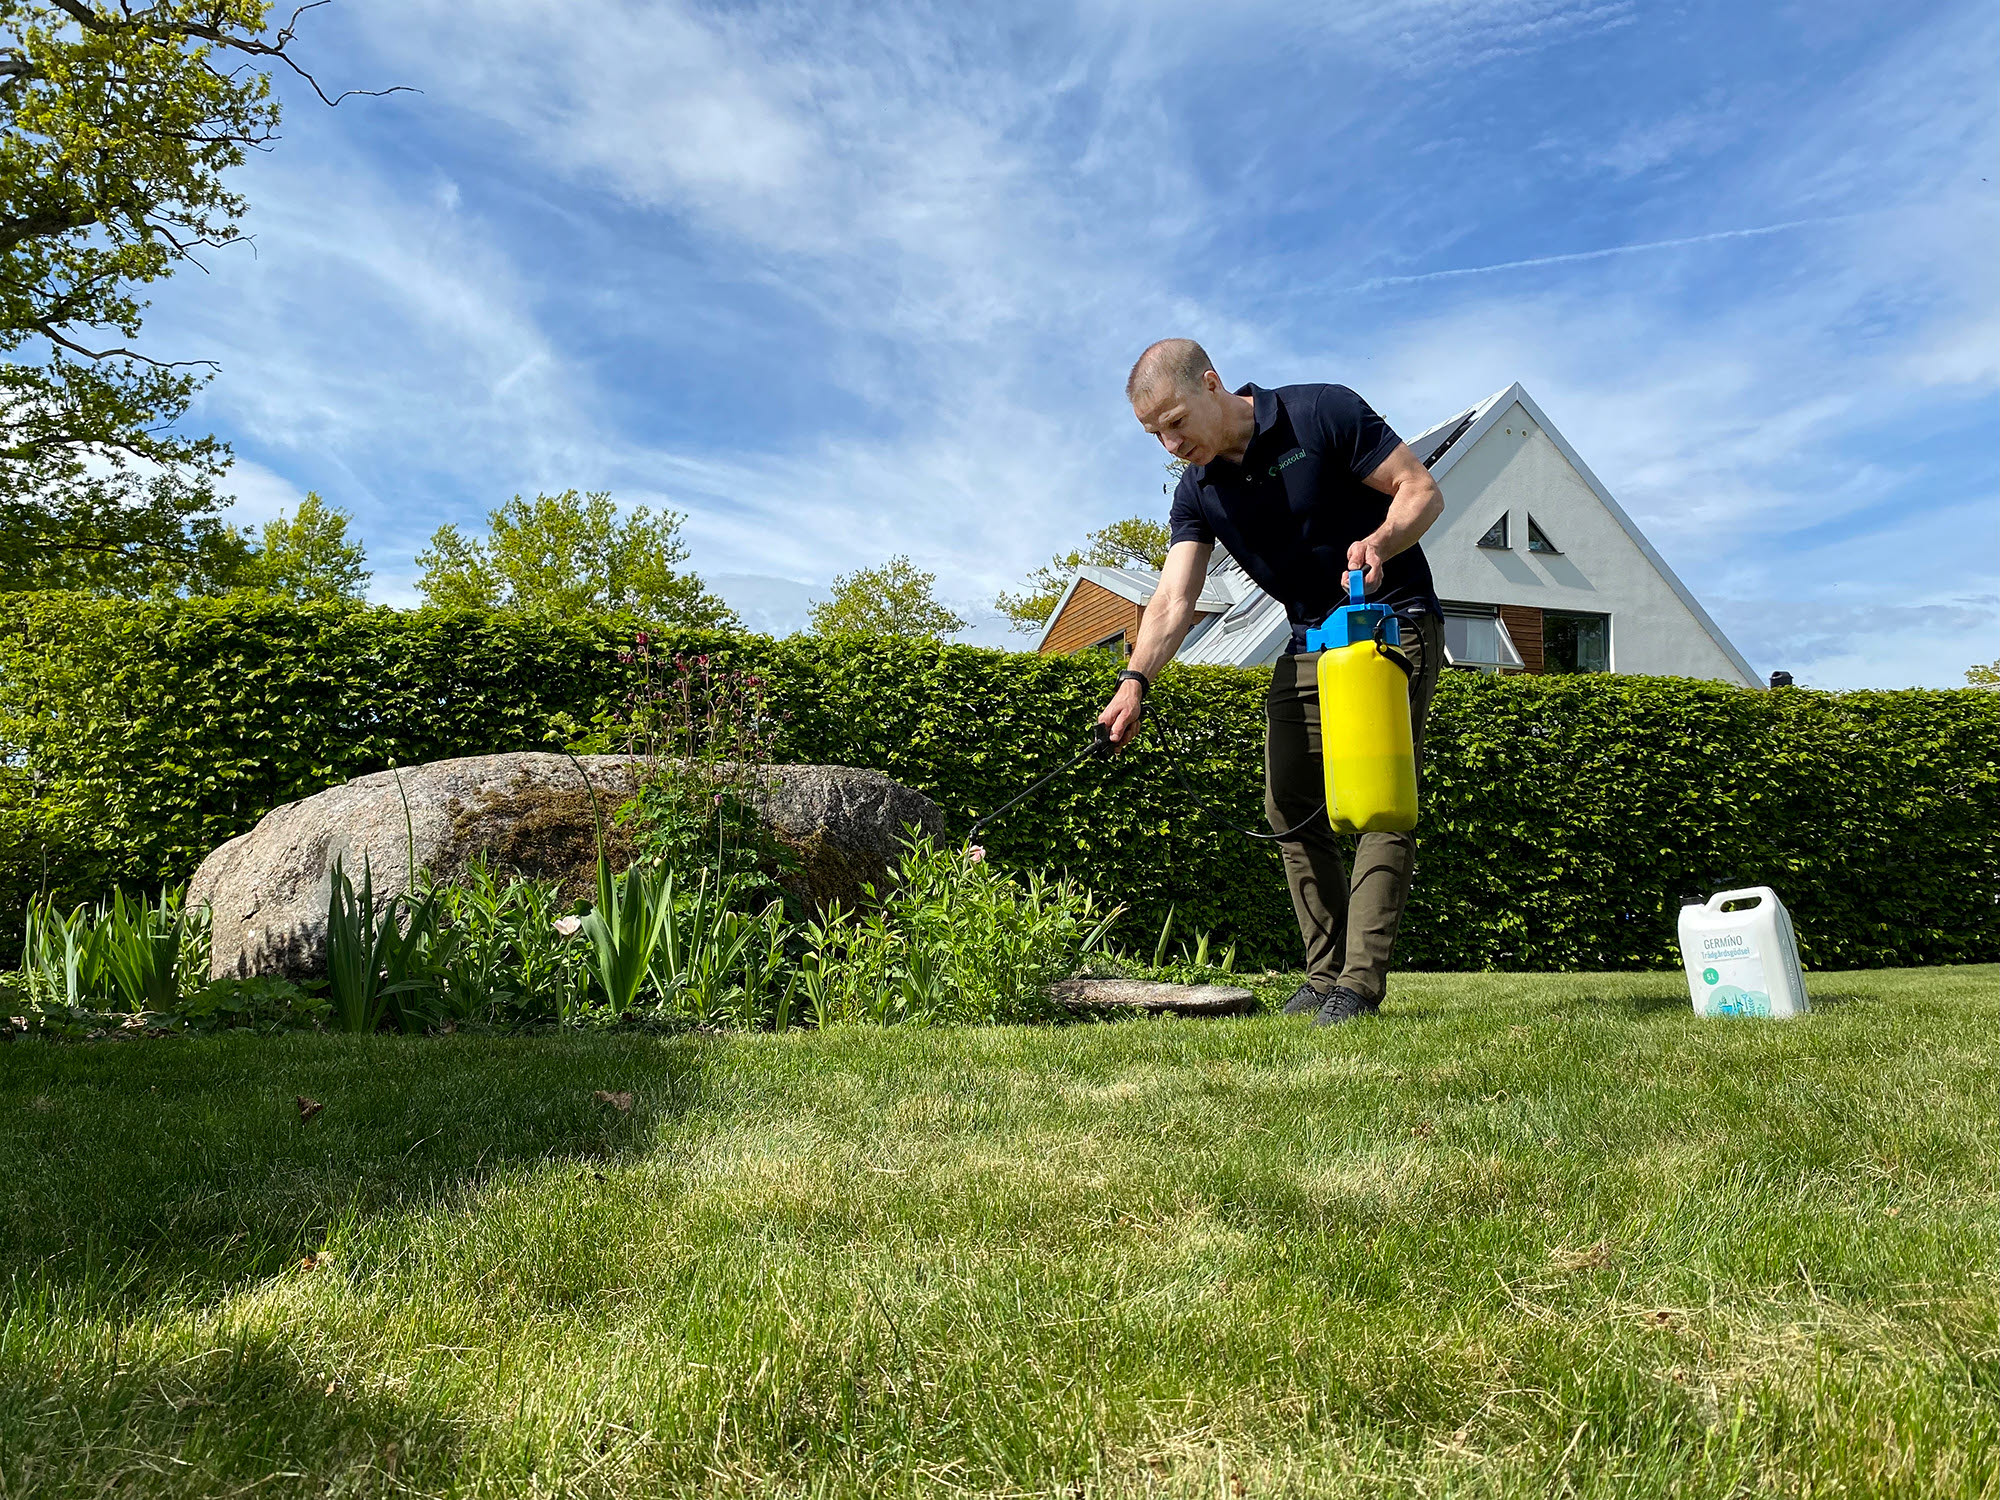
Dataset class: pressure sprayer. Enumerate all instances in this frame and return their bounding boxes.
[1301,571,1420,834]
[964,570,1423,847]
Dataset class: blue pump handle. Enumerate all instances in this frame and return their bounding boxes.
[1305,567,1390,652]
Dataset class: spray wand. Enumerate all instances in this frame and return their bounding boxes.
[963,724,1115,844]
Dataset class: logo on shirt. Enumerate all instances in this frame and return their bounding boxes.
[1268,448,1308,477]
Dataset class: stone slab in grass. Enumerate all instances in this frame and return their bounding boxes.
[1051,978,1257,1017]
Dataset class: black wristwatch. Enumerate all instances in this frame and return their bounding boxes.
[1115,669,1151,695]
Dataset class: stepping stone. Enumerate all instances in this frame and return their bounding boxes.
[1051,978,1257,1018]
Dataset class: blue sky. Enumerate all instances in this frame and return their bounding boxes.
[144,0,1997,687]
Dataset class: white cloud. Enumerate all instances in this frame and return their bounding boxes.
[1578,108,1734,179]
[705,572,817,637]
[122,0,1993,692]
[1280,0,1640,73]
[213,459,312,530]
[1711,594,1998,690]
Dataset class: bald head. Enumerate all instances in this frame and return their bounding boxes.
[1125,338,1217,404]
[1127,338,1256,467]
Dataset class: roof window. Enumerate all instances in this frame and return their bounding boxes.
[1220,592,1265,632]
[1527,515,1561,554]
[1476,514,1509,550]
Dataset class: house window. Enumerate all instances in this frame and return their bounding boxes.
[1476,514,1509,549]
[1440,603,1525,672]
[1090,630,1128,655]
[1527,515,1561,554]
[1543,611,1609,673]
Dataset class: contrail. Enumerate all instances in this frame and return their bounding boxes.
[1334,215,1859,294]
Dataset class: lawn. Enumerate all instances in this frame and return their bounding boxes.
[2,966,1993,1498]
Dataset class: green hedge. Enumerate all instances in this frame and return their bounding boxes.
[3,592,1996,972]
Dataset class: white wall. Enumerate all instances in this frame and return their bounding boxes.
[1425,402,1757,685]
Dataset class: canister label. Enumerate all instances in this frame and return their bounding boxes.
[1695,932,1771,1017]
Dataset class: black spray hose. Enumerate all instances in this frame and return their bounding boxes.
[1143,703,1325,842]
[1371,610,1424,678]
[961,608,1429,846]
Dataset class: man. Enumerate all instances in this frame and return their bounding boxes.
[1098,339,1445,1026]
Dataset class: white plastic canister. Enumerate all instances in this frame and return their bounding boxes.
[1676,887,1810,1019]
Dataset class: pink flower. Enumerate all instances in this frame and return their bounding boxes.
[713,792,724,807]
[634,631,650,646]
[618,651,632,664]
[966,845,986,865]
[554,915,583,938]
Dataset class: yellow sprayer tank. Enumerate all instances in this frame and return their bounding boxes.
[1306,574,1419,834]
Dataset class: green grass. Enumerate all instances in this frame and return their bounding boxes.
[2,967,1994,1498]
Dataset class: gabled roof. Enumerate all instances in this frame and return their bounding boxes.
[1401,405,1472,466]
[1071,563,1241,614]
[1431,383,1758,685]
[1029,558,1241,651]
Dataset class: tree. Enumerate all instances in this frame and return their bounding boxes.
[0,1,393,592]
[240,491,367,601]
[994,515,1171,633]
[1967,661,1999,689]
[415,490,738,627]
[809,554,965,639]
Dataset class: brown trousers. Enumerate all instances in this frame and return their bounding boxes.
[1263,614,1443,1003]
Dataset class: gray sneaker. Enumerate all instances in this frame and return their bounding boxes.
[1282,982,1330,1017]
[1312,987,1374,1027]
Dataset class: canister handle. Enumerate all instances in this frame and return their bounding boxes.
[1348,569,1367,607]
[1707,886,1769,910]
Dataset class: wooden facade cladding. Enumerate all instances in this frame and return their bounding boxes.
[1499,604,1545,674]
[1040,579,1143,656]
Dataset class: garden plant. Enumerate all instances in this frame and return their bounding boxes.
[8,643,1124,1045]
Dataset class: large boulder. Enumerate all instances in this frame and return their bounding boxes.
[187,753,947,981]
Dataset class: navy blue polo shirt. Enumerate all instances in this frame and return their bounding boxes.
[1168,383,1442,652]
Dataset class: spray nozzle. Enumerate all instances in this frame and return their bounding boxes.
[1091,721,1115,758]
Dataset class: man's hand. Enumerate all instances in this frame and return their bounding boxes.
[1097,679,1145,751]
[1344,536,1385,592]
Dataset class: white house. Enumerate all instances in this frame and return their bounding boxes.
[1034,381,1758,686]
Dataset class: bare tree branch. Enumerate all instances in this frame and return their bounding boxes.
[31,321,220,371]
[50,0,419,108]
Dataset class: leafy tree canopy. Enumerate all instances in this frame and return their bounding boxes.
[415,489,739,628]
[809,554,966,639]
[994,515,1171,633]
[1967,661,1999,689]
[240,491,368,601]
[0,0,373,593]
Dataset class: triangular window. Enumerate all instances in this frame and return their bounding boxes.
[1527,515,1561,554]
[1476,514,1509,550]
